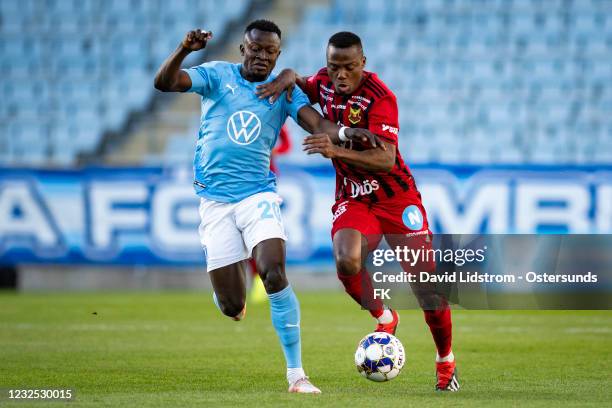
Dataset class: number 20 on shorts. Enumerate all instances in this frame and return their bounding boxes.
[258,200,282,221]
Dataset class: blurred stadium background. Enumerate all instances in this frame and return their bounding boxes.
[0,0,611,290]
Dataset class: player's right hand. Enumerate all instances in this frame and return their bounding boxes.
[256,68,297,103]
[181,29,212,51]
[303,133,339,159]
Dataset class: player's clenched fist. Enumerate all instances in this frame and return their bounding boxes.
[181,29,213,51]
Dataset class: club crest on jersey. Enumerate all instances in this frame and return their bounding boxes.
[226,110,261,145]
[348,104,362,124]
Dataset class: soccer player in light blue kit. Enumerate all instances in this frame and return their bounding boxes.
[154,20,381,393]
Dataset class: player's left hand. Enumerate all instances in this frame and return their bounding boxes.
[344,128,386,150]
[303,134,339,159]
[256,69,297,103]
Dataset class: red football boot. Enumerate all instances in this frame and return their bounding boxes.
[436,359,460,391]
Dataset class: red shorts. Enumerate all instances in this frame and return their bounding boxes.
[331,193,431,237]
[331,193,435,272]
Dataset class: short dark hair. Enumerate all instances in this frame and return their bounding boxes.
[245,19,281,39]
[328,31,362,49]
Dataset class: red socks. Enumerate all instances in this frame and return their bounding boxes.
[424,306,453,358]
[337,268,384,319]
[338,268,453,358]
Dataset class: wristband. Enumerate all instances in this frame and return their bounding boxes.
[338,126,349,142]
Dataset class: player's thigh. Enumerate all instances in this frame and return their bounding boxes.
[385,232,436,273]
[198,198,249,272]
[331,200,382,275]
[235,191,287,257]
[384,231,443,310]
[252,238,286,273]
[377,197,446,308]
[252,238,288,293]
[331,200,383,254]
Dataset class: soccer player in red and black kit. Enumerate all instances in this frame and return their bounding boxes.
[257,31,459,391]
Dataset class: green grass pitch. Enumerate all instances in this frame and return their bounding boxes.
[1,290,610,407]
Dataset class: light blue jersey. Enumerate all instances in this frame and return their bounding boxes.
[182,61,309,203]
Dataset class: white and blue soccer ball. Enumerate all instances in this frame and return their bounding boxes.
[354,332,405,382]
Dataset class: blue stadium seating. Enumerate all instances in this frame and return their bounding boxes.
[3,0,609,166]
[277,0,612,164]
[0,0,251,165]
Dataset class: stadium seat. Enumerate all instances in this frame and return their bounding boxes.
[272,0,611,165]
[0,0,253,166]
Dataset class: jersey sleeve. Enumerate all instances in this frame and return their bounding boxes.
[284,85,310,122]
[368,95,400,145]
[181,61,222,96]
[301,74,319,104]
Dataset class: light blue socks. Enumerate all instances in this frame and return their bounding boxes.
[268,285,302,369]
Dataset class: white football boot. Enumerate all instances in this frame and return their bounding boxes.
[288,377,321,394]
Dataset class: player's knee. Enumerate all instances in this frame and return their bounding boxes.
[417,292,449,314]
[218,297,245,319]
[335,253,361,276]
[413,289,437,309]
[258,261,287,293]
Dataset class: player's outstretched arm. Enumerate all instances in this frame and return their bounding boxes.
[154,29,212,92]
[296,105,385,149]
[256,69,306,103]
[302,134,395,172]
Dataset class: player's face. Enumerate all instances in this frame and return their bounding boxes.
[326,45,366,95]
[240,29,281,82]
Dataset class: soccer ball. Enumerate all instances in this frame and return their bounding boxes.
[354,332,405,382]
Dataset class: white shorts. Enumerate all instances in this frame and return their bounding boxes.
[198,191,287,272]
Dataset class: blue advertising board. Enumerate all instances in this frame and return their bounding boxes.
[0,165,610,265]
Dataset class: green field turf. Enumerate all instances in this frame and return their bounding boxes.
[0,290,610,407]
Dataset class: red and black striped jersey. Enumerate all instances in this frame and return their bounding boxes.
[303,68,419,204]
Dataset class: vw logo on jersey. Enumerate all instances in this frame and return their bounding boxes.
[402,205,424,230]
[226,110,261,145]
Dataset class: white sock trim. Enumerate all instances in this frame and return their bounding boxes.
[377,309,393,324]
[287,367,306,384]
[436,351,454,363]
